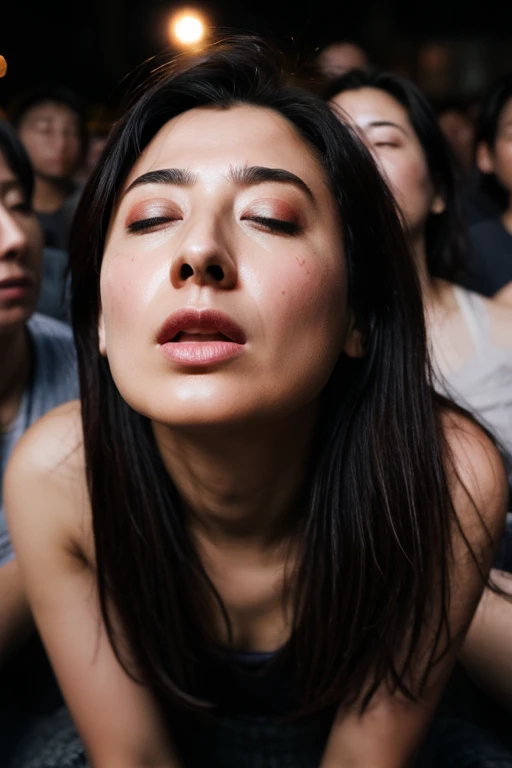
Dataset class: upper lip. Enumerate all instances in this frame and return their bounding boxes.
[156,308,246,345]
[0,274,32,289]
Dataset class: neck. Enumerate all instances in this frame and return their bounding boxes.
[409,231,434,297]
[153,403,318,549]
[0,326,30,433]
[33,174,74,214]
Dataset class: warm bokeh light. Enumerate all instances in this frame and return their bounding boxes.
[169,11,206,47]
[0,56,7,79]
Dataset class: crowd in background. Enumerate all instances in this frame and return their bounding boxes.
[1,33,512,767]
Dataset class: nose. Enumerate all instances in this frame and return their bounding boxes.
[0,205,27,262]
[170,217,237,290]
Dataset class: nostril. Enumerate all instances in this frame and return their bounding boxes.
[180,263,194,280]
[207,264,224,282]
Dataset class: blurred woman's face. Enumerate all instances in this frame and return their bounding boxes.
[99,105,359,429]
[331,88,444,238]
[0,151,43,336]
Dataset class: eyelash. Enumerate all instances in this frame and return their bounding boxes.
[127,215,302,236]
[127,216,175,233]
[246,216,301,235]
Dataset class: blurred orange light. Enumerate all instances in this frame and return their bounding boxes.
[169,11,206,47]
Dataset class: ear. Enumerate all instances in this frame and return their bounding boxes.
[476,141,495,174]
[343,310,365,358]
[98,309,107,356]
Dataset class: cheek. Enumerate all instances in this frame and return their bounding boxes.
[382,157,433,224]
[100,254,167,340]
[247,247,346,359]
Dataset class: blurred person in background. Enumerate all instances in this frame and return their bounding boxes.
[7,84,88,323]
[327,69,512,491]
[8,83,88,252]
[438,100,476,179]
[0,119,77,762]
[466,73,512,301]
[327,69,512,765]
[315,40,369,81]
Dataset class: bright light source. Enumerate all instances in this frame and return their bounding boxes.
[170,11,206,47]
[0,56,7,79]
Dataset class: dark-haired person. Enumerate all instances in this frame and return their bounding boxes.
[0,119,77,760]
[328,68,512,765]
[466,73,512,302]
[8,83,88,252]
[327,69,512,487]
[5,38,508,767]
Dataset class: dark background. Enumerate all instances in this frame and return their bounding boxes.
[2,0,512,113]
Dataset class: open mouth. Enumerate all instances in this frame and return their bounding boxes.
[171,331,233,342]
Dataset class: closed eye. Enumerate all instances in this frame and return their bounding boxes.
[246,216,301,236]
[127,216,178,233]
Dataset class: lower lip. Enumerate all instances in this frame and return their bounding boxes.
[0,284,31,301]
[159,340,245,366]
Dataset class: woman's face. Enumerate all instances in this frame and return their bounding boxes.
[99,105,358,428]
[0,150,43,336]
[330,88,444,238]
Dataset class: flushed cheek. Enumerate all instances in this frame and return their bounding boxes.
[250,252,345,358]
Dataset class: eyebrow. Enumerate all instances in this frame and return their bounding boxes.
[364,120,409,136]
[124,165,315,202]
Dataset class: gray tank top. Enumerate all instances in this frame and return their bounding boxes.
[433,286,512,473]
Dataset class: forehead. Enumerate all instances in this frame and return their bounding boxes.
[21,101,79,125]
[332,87,409,128]
[124,105,327,189]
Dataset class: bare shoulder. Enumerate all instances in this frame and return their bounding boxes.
[6,399,84,477]
[4,399,91,560]
[440,407,508,545]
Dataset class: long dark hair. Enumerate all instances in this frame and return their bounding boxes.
[474,72,512,212]
[0,119,34,203]
[323,69,468,284]
[70,36,471,719]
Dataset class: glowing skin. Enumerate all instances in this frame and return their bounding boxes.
[331,88,445,243]
[99,105,358,429]
[0,152,42,335]
[18,101,83,181]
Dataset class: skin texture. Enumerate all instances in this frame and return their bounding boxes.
[4,104,508,767]
[0,149,43,662]
[99,105,355,429]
